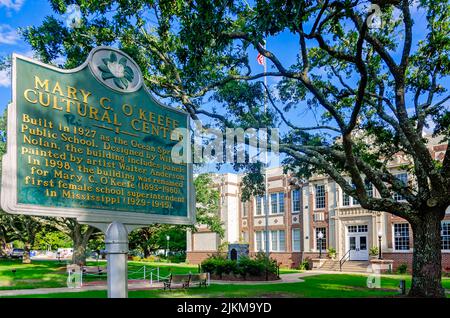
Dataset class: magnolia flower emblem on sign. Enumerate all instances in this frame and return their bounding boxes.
[97,52,134,90]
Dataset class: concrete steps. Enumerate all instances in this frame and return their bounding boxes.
[314,259,370,273]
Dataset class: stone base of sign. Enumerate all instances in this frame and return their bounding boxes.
[370,259,394,273]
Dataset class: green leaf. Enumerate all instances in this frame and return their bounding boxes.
[113,77,124,89]
[98,64,110,73]
[118,57,127,66]
[124,72,133,82]
[101,71,115,80]
[125,66,134,75]
[120,77,129,89]
[102,58,110,66]
[109,52,117,62]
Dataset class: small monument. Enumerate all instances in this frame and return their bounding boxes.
[227,243,249,261]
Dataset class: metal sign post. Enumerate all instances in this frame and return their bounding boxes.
[105,222,129,298]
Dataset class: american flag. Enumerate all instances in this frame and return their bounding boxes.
[257,52,265,66]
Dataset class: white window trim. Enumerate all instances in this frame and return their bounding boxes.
[314,184,326,210]
[393,173,408,202]
[441,221,450,252]
[269,192,285,215]
[254,231,267,252]
[254,196,265,216]
[340,186,361,208]
[314,227,327,252]
[269,230,286,252]
[291,189,301,214]
[242,201,248,218]
[392,223,411,252]
[292,228,301,252]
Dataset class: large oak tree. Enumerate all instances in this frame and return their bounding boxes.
[20,0,450,296]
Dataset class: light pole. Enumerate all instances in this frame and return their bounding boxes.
[166,235,170,257]
[318,231,324,259]
[378,230,383,260]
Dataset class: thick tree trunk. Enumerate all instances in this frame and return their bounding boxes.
[72,232,88,265]
[22,243,31,264]
[409,211,445,297]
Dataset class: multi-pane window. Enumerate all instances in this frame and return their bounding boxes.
[292,189,301,213]
[342,191,358,206]
[442,222,450,250]
[242,202,248,217]
[269,230,285,252]
[342,191,350,206]
[348,225,368,233]
[342,183,365,206]
[255,196,263,215]
[365,179,373,198]
[279,231,286,251]
[292,228,301,252]
[242,231,249,243]
[270,193,278,214]
[279,193,285,213]
[315,227,327,251]
[351,183,359,205]
[255,231,267,252]
[394,223,410,251]
[271,230,277,251]
[393,173,408,201]
[269,192,284,214]
[315,185,326,209]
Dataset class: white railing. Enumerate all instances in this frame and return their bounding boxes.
[68,266,210,288]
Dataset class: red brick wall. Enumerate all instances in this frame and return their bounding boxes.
[186,251,219,265]
[383,252,450,273]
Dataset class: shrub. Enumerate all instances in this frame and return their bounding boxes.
[327,248,336,259]
[253,252,278,274]
[237,256,265,276]
[298,260,310,270]
[201,253,278,278]
[201,257,238,276]
[396,263,408,274]
[167,253,186,263]
[369,246,379,257]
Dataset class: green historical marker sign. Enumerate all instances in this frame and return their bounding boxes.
[1,47,194,226]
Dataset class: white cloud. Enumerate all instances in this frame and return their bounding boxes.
[0,24,18,45]
[0,69,11,87]
[0,0,25,11]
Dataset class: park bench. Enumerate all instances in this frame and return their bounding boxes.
[163,274,191,290]
[189,273,208,288]
[163,273,208,290]
[81,265,107,275]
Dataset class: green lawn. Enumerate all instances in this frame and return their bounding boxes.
[0,259,198,290]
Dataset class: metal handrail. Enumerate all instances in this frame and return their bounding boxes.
[339,249,352,271]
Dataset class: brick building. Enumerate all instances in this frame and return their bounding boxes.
[186,135,450,271]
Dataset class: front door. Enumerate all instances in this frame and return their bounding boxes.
[347,225,369,261]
